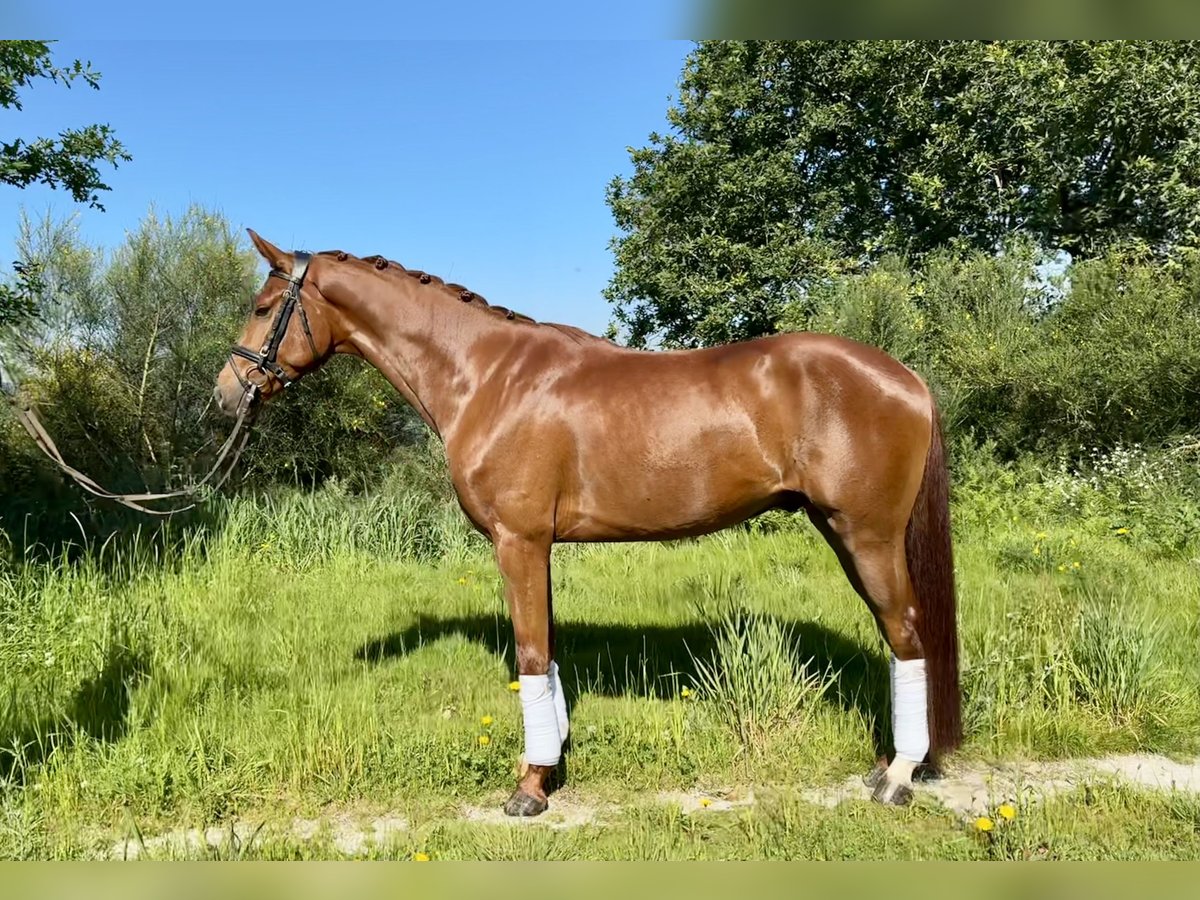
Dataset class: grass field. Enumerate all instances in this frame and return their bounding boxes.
[2,451,1200,860]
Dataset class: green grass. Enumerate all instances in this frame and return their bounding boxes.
[1,487,1199,859]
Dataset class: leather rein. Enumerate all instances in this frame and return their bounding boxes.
[7,251,315,517]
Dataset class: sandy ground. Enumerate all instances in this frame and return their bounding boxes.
[797,753,1200,817]
[105,752,1200,859]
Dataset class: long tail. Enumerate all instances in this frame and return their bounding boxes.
[904,404,962,762]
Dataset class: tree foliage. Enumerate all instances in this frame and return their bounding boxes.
[0,40,130,328]
[607,41,1200,347]
[0,41,130,209]
[0,207,425,530]
[780,241,1200,457]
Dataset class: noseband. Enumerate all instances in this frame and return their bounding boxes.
[229,250,318,391]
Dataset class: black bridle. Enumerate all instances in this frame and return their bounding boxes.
[229,250,318,391]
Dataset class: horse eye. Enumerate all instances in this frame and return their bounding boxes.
[254,306,271,318]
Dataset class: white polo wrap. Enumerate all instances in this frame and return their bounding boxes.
[519,674,562,766]
[891,654,929,764]
[549,660,569,741]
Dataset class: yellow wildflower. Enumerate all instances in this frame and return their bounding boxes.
[481,715,494,727]
[681,687,694,699]
[456,577,468,586]
[478,735,491,746]
[413,852,430,862]
[699,797,713,808]
[976,816,994,832]
[1072,561,1081,569]
[1057,564,1067,573]
[508,680,520,692]
[1115,527,1129,536]
[998,804,1016,821]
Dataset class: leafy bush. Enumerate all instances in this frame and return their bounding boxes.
[781,241,1200,459]
[0,208,429,552]
[951,437,1200,558]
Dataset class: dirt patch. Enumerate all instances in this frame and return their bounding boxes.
[110,822,264,860]
[656,787,757,814]
[461,790,613,829]
[800,753,1200,818]
[105,753,1200,858]
[108,813,409,860]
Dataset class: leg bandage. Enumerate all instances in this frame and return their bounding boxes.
[890,654,929,765]
[549,660,570,742]
[519,674,562,766]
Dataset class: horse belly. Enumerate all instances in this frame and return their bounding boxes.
[555,420,786,541]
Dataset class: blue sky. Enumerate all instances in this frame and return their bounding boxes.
[1,40,694,336]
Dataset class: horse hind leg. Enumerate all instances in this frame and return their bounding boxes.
[806,511,929,806]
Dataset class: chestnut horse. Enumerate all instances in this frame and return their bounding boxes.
[215,232,961,815]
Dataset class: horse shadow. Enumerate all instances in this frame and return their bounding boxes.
[355,613,891,756]
[0,646,149,785]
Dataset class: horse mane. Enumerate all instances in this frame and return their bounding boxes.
[318,250,605,345]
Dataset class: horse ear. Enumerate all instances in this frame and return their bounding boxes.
[247,229,291,270]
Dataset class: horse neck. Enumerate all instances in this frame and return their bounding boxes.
[324,266,504,439]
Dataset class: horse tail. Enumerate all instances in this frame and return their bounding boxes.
[905,403,962,762]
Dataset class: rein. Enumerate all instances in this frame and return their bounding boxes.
[6,251,315,517]
[13,390,257,516]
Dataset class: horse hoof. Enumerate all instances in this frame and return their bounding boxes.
[503,789,548,817]
[870,777,914,807]
[914,762,942,783]
[863,761,888,789]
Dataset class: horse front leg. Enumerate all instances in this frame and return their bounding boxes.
[492,531,566,816]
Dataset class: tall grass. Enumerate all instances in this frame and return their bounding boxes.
[0,441,1198,858]
[688,609,835,757]
[218,485,486,569]
[1068,591,1168,724]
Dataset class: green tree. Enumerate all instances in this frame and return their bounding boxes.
[3,207,424,506]
[0,40,130,328]
[777,241,1200,456]
[607,41,1200,347]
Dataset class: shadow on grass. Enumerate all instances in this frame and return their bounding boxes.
[355,614,890,755]
[0,646,150,785]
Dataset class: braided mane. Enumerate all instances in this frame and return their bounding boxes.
[318,250,601,345]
